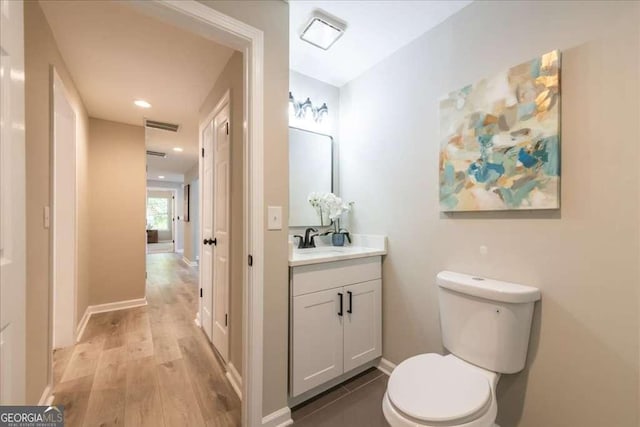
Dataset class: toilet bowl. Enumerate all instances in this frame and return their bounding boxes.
[382,271,540,427]
[382,354,499,427]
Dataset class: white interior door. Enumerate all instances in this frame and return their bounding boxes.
[52,70,77,349]
[211,106,230,362]
[0,0,26,404]
[201,121,214,341]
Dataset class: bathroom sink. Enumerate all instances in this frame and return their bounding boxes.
[295,246,350,254]
[288,235,387,267]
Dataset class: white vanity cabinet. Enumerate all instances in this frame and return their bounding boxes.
[290,256,382,397]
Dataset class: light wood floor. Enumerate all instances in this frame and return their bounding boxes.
[53,253,240,427]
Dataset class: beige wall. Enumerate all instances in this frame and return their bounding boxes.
[88,118,146,305]
[339,1,639,426]
[24,0,91,403]
[199,51,245,374]
[199,1,290,414]
[183,162,199,263]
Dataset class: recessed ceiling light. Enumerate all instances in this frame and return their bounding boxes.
[300,10,347,50]
[134,99,151,108]
[173,147,183,152]
[158,175,165,179]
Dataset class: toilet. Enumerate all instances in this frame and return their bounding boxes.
[383,271,540,427]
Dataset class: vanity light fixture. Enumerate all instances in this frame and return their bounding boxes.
[173,147,183,152]
[289,91,329,124]
[315,103,329,123]
[289,92,299,118]
[300,10,347,50]
[158,175,165,179]
[299,97,314,120]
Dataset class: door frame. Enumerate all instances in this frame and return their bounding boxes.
[50,67,78,350]
[132,2,265,426]
[0,0,26,404]
[146,186,178,252]
[199,90,231,362]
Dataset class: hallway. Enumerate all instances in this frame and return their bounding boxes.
[52,253,240,426]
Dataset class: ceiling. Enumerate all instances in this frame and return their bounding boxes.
[290,0,472,87]
[39,0,235,182]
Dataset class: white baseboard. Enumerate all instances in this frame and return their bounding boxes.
[176,248,184,254]
[75,307,91,343]
[89,297,147,315]
[76,297,147,342]
[38,384,53,406]
[262,407,292,427]
[225,362,242,400]
[194,312,201,327]
[182,256,198,267]
[377,357,397,376]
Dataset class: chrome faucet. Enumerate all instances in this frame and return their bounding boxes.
[293,227,319,249]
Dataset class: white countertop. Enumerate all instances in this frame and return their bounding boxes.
[288,234,387,267]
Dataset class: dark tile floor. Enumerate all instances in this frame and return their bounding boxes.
[291,368,390,426]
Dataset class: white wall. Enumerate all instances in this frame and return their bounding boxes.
[289,71,340,230]
[147,179,184,252]
[290,70,340,139]
[338,1,639,426]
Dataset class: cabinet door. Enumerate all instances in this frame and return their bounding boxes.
[292,288,344,396]
[344,280,382,372]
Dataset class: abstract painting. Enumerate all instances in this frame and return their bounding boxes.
[439,50,560,211]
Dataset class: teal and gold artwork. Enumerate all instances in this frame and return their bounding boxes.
[439,50,560,211]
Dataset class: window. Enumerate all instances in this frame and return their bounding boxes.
[147,197,170,230]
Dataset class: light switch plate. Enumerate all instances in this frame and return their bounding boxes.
[267,206,282,230]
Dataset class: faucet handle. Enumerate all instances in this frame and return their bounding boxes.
[293,235,304,249]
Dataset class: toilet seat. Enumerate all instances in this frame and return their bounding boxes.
[387,353,492,424]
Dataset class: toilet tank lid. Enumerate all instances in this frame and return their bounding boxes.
[437,271,541,303]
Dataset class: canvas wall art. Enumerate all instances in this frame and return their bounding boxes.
[439,50,560,211]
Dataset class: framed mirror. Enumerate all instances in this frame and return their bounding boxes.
[289,127,333,227]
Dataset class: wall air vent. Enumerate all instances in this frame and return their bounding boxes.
[144,119,180,133]
[146,150,167,158]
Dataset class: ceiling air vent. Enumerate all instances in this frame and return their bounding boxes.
[144,119,180,133]
[146,150,167,158]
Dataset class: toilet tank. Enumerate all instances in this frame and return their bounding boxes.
[437,271,540,374]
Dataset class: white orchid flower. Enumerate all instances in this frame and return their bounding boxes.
[308,192,354,229]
